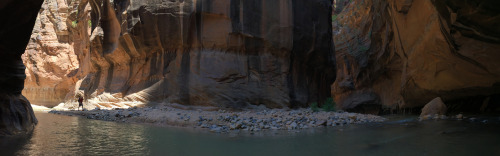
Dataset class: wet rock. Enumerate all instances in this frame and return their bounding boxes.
[229,121,243,130]
[264,125,271,129]
[439,115,447,120]
[124,112,132,118]
[432,114,440,120]
[316,120,327,126]
[210,127,222,133]
[289,122,298,129]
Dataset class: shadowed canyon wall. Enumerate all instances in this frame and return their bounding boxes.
[0,0,42,135]
[332,0,500,112]
[23,0,335,109]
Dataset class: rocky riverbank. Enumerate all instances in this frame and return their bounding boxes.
[48,104,386,133]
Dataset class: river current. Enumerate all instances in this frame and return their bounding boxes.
[2,112,500,156]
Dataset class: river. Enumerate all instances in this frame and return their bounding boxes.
[2,112,500,156]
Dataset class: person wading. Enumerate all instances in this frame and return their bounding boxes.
[77,96,84,111]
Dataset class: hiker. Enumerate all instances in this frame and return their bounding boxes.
[78,96,84,111]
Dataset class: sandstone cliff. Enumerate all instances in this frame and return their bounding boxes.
[332,0,500,113]
[0,0,42,135]
[22,0,82,107]
[23,0,335,109]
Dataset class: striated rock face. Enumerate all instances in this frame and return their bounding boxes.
[0,0,43,135]
[23,0,335,109]
[332,0,500,112]
[83,0,335,108]
[22,0,82,107]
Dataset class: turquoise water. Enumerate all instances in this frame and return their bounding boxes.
[2,112,500,156]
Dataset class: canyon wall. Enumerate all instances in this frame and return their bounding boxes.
[0,0,42,135]
[21,0,500,114]
[332,0,500,112]
[23,0,335,109]
[22,0,83,107]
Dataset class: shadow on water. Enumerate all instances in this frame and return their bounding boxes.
[0,133,33,156]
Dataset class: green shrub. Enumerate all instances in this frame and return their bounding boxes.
[88,20,92,27]
[310,98,336,112]
[71,20,77,28]
[310,102,319,112]
[321,98,336,112]
[332,15,338,22]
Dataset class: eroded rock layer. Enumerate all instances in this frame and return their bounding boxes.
[332,0,500,112]
[0,0,42,135]
[22,0,82,107]
[23,0,335,109]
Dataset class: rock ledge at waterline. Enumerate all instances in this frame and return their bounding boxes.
[49,105,385,133]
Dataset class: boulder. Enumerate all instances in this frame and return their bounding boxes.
[420,97,447,117]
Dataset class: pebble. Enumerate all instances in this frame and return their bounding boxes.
[439,115,447,120]
[290,122,298,129]
[210,127,222,133]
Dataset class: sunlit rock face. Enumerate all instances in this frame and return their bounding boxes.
[332,0,500,111]
[0,0,43,135]
[22,0,82,107]
[23,0,335,109]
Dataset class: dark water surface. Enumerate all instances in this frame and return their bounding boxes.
[2,112,500,156]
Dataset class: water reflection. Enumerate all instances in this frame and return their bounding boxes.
[12,112,149,155]
[2,113,500,156]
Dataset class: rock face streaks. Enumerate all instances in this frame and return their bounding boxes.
[332,0,500,112]
[23,0,335,109]
[22,0,82,107]
[0,0,43,135]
